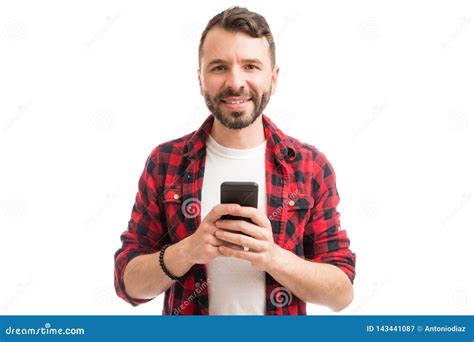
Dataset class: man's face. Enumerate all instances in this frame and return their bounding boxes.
[198,27,279,130]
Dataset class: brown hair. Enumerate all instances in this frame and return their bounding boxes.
[199,6,276,67]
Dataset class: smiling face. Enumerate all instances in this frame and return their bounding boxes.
[198,27,279,129]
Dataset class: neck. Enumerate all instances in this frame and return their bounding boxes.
[210,115,265,149]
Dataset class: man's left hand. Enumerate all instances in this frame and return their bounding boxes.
[214,206,280,272]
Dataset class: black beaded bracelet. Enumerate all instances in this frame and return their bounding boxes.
[159,244,184,281]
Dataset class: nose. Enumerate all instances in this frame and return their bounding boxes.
[224,67,246,92]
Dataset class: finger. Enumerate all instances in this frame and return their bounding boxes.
[208,234,241,249]
[219,241,243,250]
[205,204,241,223]
[218,245,259,261]
[214,229,264,252]
[215,219,265,240]
[231,206,269,228]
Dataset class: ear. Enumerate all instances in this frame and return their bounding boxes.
[270,66,280,95]
[198,69,204,96]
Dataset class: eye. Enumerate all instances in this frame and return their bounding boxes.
[211,65,227,72]
[245,64,259,70]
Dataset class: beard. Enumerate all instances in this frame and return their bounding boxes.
[204,86,272,130]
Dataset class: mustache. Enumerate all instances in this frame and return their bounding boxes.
[216,89,256,102]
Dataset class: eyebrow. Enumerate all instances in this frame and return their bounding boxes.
[207,58,264,67]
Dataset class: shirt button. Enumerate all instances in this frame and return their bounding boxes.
[288,200,295,206]
[173,193,180,200]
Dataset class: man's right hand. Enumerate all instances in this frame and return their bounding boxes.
[183,203,242,265]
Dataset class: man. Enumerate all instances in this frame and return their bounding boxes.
[114,6,356,315]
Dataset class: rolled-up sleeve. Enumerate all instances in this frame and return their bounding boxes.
[303,153,356,284]
[114,148,170,305]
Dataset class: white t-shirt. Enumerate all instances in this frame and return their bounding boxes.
[201,134,267,315]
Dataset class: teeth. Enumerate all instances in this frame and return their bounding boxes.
[226,100,245,104]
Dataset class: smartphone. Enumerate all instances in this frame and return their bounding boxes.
[220,181,258,224]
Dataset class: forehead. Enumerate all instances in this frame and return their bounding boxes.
[201,26,271,65]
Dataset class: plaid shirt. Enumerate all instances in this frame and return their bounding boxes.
[114,114,356,315]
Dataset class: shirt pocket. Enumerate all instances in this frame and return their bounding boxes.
[160,186,189,243]
[282,192,315,253]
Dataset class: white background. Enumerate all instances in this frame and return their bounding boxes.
[1,0,473,315]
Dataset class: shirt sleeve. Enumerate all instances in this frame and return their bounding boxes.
[303,153,356,284]
[114,148,170,306]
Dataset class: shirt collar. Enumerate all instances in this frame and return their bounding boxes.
[183,114,300,163]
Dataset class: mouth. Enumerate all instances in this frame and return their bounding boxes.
[220,97,252,110]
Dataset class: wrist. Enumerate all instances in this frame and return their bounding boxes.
[163,240,194,278]
[266,243,286,274]
[174,237,195,269]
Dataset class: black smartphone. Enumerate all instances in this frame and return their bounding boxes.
[220,181,258,224]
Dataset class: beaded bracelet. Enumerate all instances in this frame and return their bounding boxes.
[159,244,184,281]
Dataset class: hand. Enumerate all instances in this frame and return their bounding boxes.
[214,206,280,272]
[183,203,243,265]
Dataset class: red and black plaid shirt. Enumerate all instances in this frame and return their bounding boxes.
[114,114,356,315]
